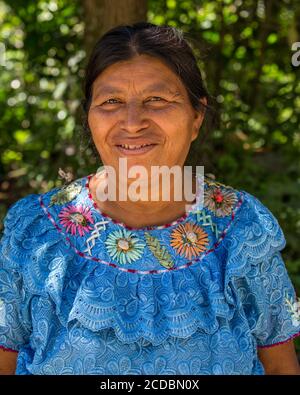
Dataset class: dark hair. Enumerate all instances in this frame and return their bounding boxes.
[81,21,216,162]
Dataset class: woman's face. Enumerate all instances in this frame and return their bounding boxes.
[88,54,206,177]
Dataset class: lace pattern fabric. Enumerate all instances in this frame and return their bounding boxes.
[0,174,299,375]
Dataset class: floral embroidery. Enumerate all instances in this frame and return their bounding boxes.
[170,222,209,260]
[285,294,300,327]
[144,233,174,269]
[49,181,82,206]
[204,186,238,217]
[105,229,145,264]
[58,205,94,236]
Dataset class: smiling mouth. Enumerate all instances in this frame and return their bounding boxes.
[115,143,157,154]
[117,143,155,150]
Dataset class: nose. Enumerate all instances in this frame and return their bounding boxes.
[120,100,149,133]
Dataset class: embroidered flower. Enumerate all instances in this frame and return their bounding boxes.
[58,204,94,236]
[49,181,82,206]
[170,222,209,260]
[105,229,145,264]
[204,186,238,217]
[285,294,300,327]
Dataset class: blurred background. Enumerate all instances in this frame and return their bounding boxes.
[0,0,299,354]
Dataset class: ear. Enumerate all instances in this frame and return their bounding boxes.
[191,97,207,142]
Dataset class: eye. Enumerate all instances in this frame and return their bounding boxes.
[103,98,120,105]
[147,96,165,102]
[100,97,167,106]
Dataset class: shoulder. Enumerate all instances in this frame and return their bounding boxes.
[41,175,87,209]
[2,174,88,231]
[207,180,286,287]
[0,192,46,289]
[0,176,90,299]
[226,185,285,253]
[0,175,87,270]
[202,175,286,262]
[1,193,44,239]
[205,174,284,236]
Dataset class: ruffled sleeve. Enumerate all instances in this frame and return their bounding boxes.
[223,190,300,348]
[0,194,39,352]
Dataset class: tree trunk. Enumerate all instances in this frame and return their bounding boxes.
[83,0,148,59]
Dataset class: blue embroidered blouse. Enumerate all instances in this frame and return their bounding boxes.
[0,173,300,375]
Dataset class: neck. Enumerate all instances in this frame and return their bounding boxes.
[89,173,198,228]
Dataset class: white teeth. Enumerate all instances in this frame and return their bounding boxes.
[119,143,152,149]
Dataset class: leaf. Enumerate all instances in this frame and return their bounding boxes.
[49,181,82,206]
[144,232,174,269]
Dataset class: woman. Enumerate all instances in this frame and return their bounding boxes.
[1,22,300,375]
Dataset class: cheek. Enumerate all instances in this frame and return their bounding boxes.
[165,129,194,161]
[161,111,193,140]
[166,124,193,145]
[87,111,97,133]
[88,111,108,143]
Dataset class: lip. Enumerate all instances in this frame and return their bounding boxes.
[114,143,157,156]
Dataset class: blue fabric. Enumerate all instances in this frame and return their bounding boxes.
[0,174,299,375]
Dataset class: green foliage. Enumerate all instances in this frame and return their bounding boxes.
[0,0,300,354]
[0,0,96,223]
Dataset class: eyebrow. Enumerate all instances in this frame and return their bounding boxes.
[93,82,183,99]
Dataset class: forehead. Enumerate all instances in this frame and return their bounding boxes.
[92,55,185,96]
[93,82,181,98]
